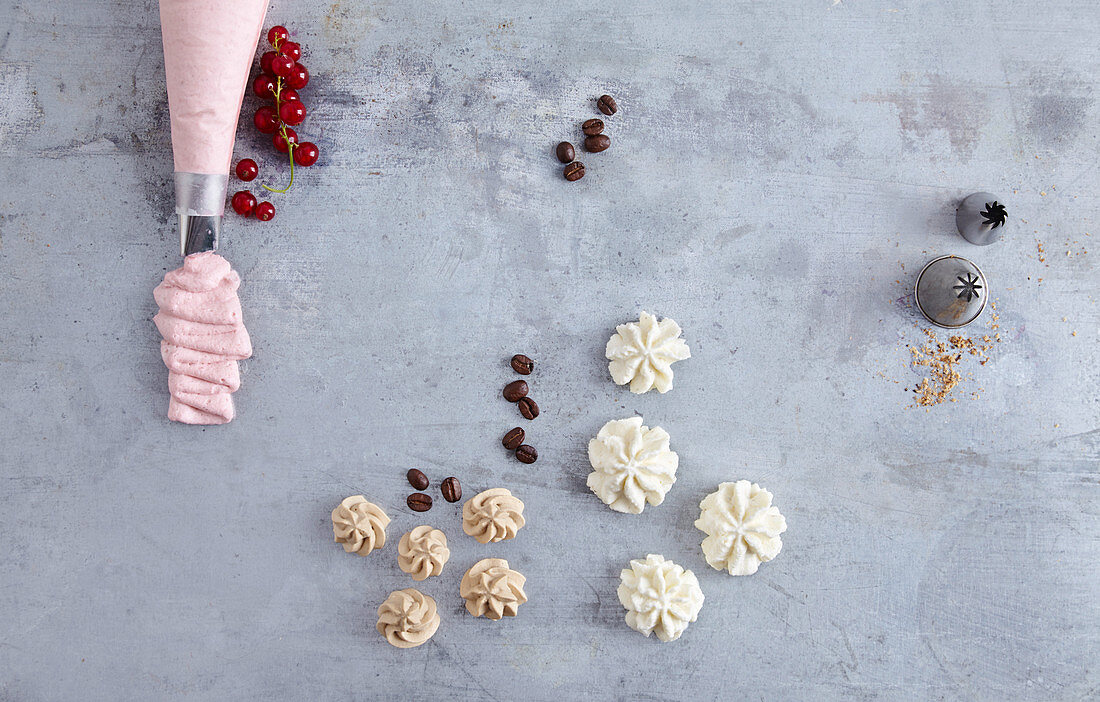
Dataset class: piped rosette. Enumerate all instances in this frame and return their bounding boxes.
[153,252,252,424]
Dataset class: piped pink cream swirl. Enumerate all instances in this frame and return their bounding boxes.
[153,252,252,424]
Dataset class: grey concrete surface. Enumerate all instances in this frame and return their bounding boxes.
[1,0,1099,699]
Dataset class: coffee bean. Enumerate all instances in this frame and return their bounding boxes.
[564,162,585,181]
[440,477,462,503]
[510,354,535,375]
[503,380,529,402]
[597,94,618,115]
[407,493,432,512]
[584,134,610,153]
[515,444,538,464]
[502,426,525,450]
[555,141,575,163]
[582,118,604,136]
[406,468,429,490]
[517,396,539,420]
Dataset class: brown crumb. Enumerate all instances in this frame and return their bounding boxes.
[909,328,996,407]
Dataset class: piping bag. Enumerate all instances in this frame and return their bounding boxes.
[152,0,266,424]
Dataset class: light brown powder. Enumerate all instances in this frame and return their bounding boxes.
[908,325,996,407]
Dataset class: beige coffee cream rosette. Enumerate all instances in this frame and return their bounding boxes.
[331,495,389,556]
[460,558,527,620]
[376,588,440,648]
[397,526,450,581]
[462,488,525,544]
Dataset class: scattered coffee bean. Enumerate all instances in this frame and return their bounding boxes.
[555,141,575,163]
[517,396,539,420]
[584,134,610,153]
[406,468,429,491]
[515,444,538,464]
[407,493,432,512]
[564,161,585,181]
[503,380,529,402]
[502,426,525,450]
[597,94,618,115]
[440,476,462,503]
[510,354,535,375]
[582,118,604,136]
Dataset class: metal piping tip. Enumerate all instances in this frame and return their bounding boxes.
[174,172,227,256]
[180,213,220,256]
[956,192,1007,246]
[914,255,988,329]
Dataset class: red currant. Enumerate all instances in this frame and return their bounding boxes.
[286,63,309,90]
[231,190,257,217]
[252,75,275,99]
[255,201,276,221]
[235,158,258,181]
[295,142,319,167]
[273,128,298,153]
[267,26,289,46]
[279,100,306,126]
[270,54,294,77]
[279,41,301,62]
[280,88,300,102]
[260,51,278,76]
[253,105,279,134]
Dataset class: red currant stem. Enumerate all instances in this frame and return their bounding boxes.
[262,143,296,194]
[261,74,296,194]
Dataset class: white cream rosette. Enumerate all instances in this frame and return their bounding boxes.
[694,480,787,576]
[605,311,690,394]
[617,554,703,643]
[587,417,678,514]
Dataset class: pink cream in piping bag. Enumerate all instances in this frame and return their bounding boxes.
[154,0,266,424]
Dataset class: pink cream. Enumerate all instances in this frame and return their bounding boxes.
[154,252,252,424]
[159,0,269,175]
[157,1,266,422]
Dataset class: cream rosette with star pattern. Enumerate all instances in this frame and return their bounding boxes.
[462,488,525,544]
[460,558,528,620]
[605,311,691,394]
[587,417,678,514]
[376,588,440,648]
[617,554,703,642]
[397,526,450,581]
[331,495,389,556]
[694,480,787,576]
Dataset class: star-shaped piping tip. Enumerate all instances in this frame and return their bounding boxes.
[980,201,1008,228]
[953,272,983,302]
